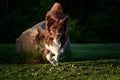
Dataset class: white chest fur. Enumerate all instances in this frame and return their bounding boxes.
[45,39,65,66]
[45,39,61,54]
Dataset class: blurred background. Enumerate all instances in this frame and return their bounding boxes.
[0,0,120,44]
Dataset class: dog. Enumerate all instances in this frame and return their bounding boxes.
[16,2,71,65]
[43,2,71,66]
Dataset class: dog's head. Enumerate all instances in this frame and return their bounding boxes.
[45,2,68,41]
[45,15,68,41]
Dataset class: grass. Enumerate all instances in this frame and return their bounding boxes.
[0,59,120,80]
[71,44,120,61]
[0,44,120,79]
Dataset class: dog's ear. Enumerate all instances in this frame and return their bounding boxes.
[60,16,69,25]
[46,15,55,31]
[60,16,69,33]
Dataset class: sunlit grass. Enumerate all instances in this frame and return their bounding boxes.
[0,59,120,80]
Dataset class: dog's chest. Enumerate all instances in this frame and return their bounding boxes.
[45,39,61,54]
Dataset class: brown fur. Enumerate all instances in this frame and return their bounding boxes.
[16,2,71,64]
[44,2,69,55]
[16,22,45,53]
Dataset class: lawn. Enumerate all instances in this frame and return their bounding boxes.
[0,59,120,80]
[71,44,120,61]
[0,44,120,80]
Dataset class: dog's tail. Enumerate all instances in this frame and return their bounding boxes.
[50,2,63,12]
[47,2,64,19]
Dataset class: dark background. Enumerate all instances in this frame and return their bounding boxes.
[0,0,120,43]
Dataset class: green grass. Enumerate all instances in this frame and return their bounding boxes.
[0,59,120,80]
[0,44,120,79]
[71,44,120,61]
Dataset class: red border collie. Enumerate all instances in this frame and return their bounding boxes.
[44,2,71,66]
[16,2,71,65]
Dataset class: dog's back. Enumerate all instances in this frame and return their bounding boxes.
[16,21,45,53]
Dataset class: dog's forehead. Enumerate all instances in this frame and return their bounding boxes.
[52,20,61,27]
[50,25,57,29]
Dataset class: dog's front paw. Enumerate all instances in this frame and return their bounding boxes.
[50,60,57,66]
[50,57,58,66]
[51,61,58,66]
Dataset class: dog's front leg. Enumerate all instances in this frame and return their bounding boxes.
[46,52,57,66]
[54,51,61,66]
[54,48,64,65]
